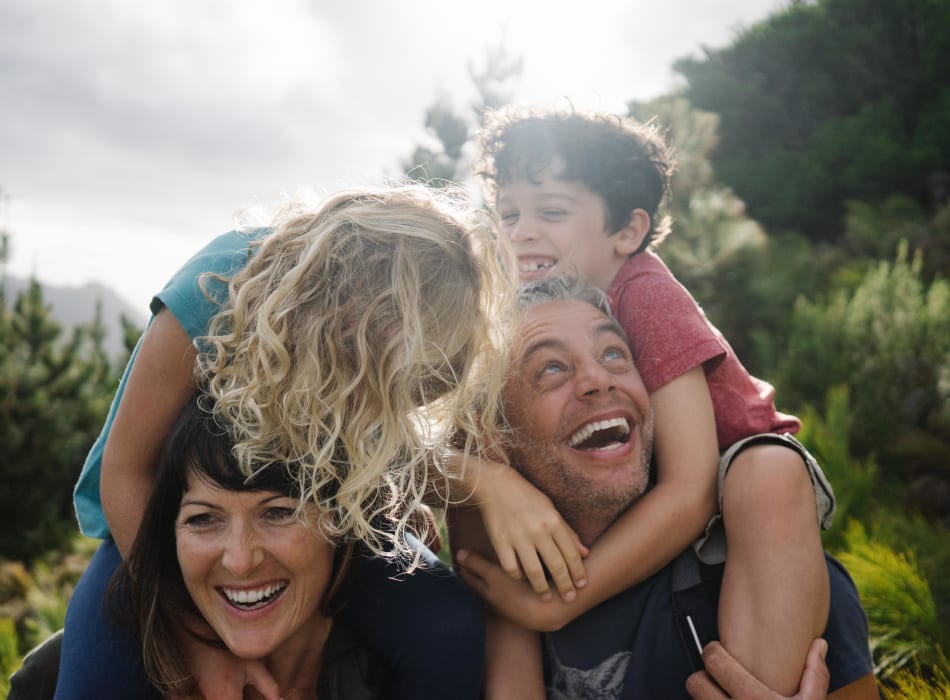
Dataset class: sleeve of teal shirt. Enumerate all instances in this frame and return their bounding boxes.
[73,228,266,538]
[151,228,264,340]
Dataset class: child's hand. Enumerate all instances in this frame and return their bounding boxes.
[456,549,579,631]
[178,619,283,700]
[473,459,589,602]
[192,655,281,700]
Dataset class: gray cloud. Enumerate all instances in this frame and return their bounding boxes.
[0,0,784,306]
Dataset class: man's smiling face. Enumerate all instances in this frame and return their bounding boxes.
[503,299,653,544]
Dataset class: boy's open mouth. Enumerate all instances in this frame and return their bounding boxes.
[518,257,556,274]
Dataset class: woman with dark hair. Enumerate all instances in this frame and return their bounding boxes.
[53,183,516,700]
[113,395,388,699]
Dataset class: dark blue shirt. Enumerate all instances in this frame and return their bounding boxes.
[544,554,873,699]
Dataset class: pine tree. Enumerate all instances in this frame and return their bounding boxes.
[403,41,522,191]
[0,279,113,559]
[673,0,950,243]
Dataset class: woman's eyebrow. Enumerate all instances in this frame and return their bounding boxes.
[179,498,219,510]
[257,493,290,506]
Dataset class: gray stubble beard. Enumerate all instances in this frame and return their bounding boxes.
[512,414,654,547]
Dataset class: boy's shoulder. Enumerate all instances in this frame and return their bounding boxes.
[609,251,675,293]
[608,251,705,329]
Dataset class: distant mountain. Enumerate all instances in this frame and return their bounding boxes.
[2,275,148,359]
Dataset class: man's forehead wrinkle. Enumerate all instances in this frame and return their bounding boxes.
[517,316,623,367]
[519,336,566,367]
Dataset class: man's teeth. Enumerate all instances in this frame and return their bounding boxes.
[224,582,287,607]
[568,417,631,448]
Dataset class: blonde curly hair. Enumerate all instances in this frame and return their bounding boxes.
[196,184,515,563]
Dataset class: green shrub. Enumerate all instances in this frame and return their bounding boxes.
[835,521,943,679]
[775,244,950,477]
[0,617,17,697]
[0,282,114,560]
[860,510,950,654]
[1,534,95,665]
[881,663,950,700]
[796,385,877,550]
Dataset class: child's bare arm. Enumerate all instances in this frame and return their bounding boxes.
[459,366,718,630]
[443,450,589,602]
[171,615,282,700]
[483,613,545,700]
[581,364,719,601]
[103,311,285,697]
[686,640,830,700]
[101,309,198,556]
[448,506,546,698]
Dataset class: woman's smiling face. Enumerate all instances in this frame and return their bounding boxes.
[175,472,334,661]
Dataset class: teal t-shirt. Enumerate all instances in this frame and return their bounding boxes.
[74,228,269,537]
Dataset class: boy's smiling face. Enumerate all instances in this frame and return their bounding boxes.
[495,158,646,290]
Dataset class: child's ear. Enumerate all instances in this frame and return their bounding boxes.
[613,209,651,256]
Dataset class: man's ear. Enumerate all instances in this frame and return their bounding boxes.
[613,209,651,256]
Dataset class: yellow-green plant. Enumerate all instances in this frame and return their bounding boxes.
[1,617,18,697]
[796,385,877,550]
[866,510,950,631]
[23,561,72,650]
[835,521,942,680]
[2,533,95,667]
[881,661,950,700]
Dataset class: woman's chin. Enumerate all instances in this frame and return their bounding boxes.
[219,633,281,661]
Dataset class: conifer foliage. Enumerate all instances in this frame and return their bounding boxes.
[0,280,113,560]
[674,0,950,244]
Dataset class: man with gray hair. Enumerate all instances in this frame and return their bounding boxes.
[457,276,877,699]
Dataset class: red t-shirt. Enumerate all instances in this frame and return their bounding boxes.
[608,252,800,451]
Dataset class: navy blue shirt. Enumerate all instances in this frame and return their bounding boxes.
[544,554,872,699]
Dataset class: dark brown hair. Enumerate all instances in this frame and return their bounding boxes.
[108,395,354,696]
[475,106,674,250]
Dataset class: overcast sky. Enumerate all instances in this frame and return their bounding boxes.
[1,0,787,315]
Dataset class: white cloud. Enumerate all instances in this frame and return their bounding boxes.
[0,0,786,308]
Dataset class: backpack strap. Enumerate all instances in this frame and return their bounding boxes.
[670,549,722,672]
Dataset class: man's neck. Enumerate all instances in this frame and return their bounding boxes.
[573,518,612,550]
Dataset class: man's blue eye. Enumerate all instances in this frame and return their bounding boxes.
[604,348,625,361]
